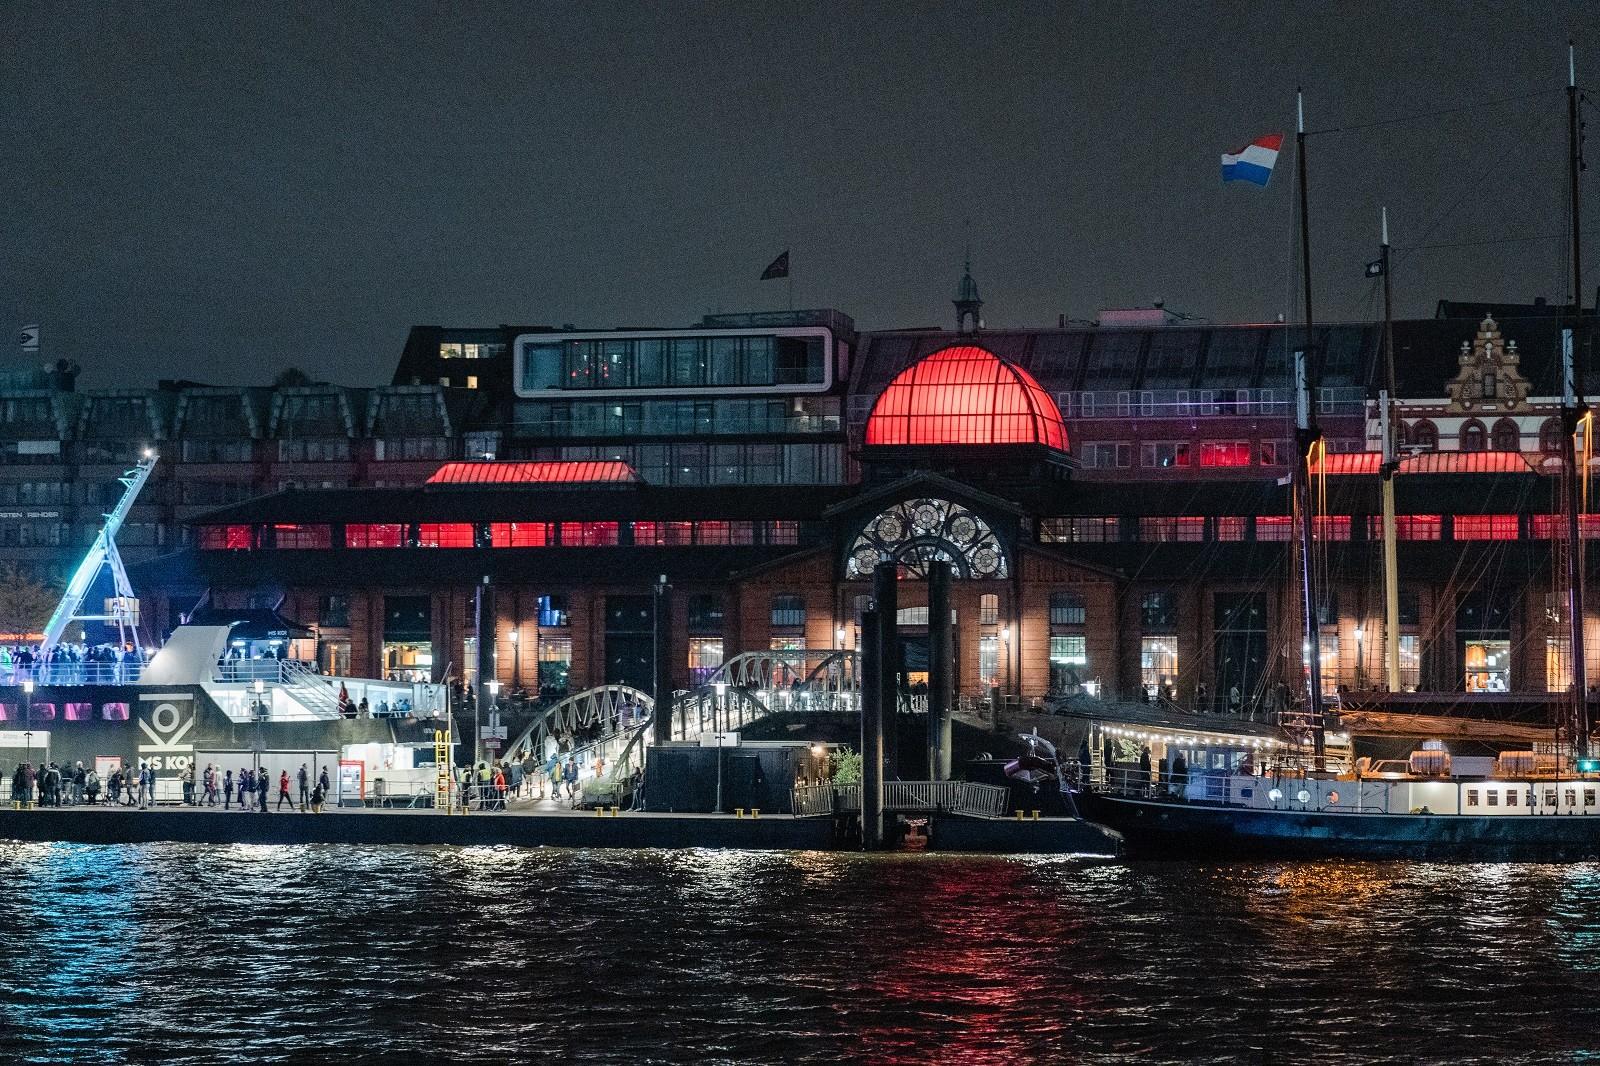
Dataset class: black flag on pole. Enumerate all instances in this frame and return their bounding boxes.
[759,250,790,280]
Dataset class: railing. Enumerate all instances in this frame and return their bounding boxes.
[502,684,654,763]
[795,781,1012,819]
[1,661,148,686]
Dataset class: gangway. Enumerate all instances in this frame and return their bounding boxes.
[39,453,157,659]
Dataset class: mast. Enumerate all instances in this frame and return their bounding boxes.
[1292,89,1328,766]
[1563,41,1590,759]
[1379,208,1402,692]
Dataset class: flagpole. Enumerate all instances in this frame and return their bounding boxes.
[1378,207,1401,694]
[1562,39,1590,758]
[788,253,794,313]
[1291,86,1327,769]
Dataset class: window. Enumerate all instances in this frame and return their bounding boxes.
[1141,592,1177,630]
[1049,635,1087,693]
[1408,420,1438,451]
[687,638,724,685]
[1399,634,1420,692]
[1080,442,1132,468]
[1548,637,1572,694]
[1255,516,1293,541]
[1141,441,1189,468]
[1482,373,1498,399]
[979,634,999,688]
[1140,637,1178,698]
[633,521,694,546]
[536,595,569,628]
[1453,515,1518,541]
[1463,639,1511,692]
[1546,789,1558,808]
[198,525,254,550]
[537,636,571,694]
[1540,418,1565,454]
[1491,419,1519,452]
[771,594,806,628]
[1506,789,1520,808]
[490,522,552,548]
[1258,440,1280,466]
[1312,516,1351,541]
[319,595,350,628]
[1049,592,1085,626]
[1198,441,1252,467]
[687,594,723,633]
[1466,789,1479,807]
[1367,515,1441,541]
[269,524,330,549]
[1318,633,1340,695]
[1140,517,1205,543]
[559,522,619,546]
[1215,517,1248,542]
[763,520,801,545]
[979,594,999,625]
[1039,517,1119,543]
[1487,790,1499,807]
[345,524,405,548]
[416,523,475,548]
[1460,420,1487,452]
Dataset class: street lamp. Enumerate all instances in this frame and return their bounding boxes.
[480,679,499,766]
[835,626,847,648]
[713,680,727,732]
[21,678,34,791]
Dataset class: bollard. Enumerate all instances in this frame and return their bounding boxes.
[1014,810,1024,821]
[610,806,620,817]
[595,807,604,817]
[734,808,744,819]
[751,809,760,819]
[1031,810,1040,821]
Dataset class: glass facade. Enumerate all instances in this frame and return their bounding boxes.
[519,333,827,392]
[865,345,1067,450]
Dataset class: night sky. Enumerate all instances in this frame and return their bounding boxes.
[3,2,1596,387]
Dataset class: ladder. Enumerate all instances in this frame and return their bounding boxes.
[433,729,452,811]
[40,454,158,658]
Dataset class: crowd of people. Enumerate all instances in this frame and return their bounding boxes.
[0,643,150,685]
[196,762,332,813]
[456,748,643,812]
[6,759,336,812]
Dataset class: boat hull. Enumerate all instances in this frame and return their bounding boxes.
[1080,792,1600,861]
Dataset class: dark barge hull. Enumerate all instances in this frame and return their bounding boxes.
[1080,793,1600,862]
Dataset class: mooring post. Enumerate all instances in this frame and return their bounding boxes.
[873,562,899,781]
[859,607,884,850]
[928,559,953,780]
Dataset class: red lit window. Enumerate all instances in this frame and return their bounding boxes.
[1216,517,1248,541]
[1453,515,1519,540]
[693,521,754,546]
[560,522,619,547]
[1040,517,1120,543]
[764,521,800,545]
[1198,441,1252,467]
[199,525,254,550]
[101,702,130,721]
[1139,517,1205,543]
[345,523,406,548]
[64,702,93,721]
[864,345,1069,450]
[1538,514,1600,539]
[273,524,332,549]
[1255,516,1293,541]
[1312,516,1351,541]
[417,523,475,548]
[1367,515,1442,541]
[427,460,638,485]
[634,521,693,546]
[489,522,551,547]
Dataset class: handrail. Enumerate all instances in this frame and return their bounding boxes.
[1,661,147,686]
[795,780,1011,819]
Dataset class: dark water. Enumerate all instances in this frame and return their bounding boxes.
[1,845,1598,1064]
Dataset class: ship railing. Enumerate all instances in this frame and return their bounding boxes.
[2,661,148,686]
[792,780,1011,819]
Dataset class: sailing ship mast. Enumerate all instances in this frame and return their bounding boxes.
[1378,209,1402,693]
[1293,89,1328,767]
[1561,41,1590,760]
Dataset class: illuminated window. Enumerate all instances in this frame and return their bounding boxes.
[1318,633,1340,695]
[1312,516,1351,541]
[1141,442,1190,468]
[1452,515,1518,541]
[864,345,1068,450]
[687,638,723,685]
[101,702,130,721]
[537,595,568,627]
[979,634,999,687]
[1254,516,1292,541]
[692,521,753,546]
[1463,639,1511,691]
[1141,592,1177,630]
[1216,517,1248,541]
[538,636,571,694]
[764,521,800,545]
[1399,634,1419,692]
[1460,420,1487,452]
[345,524,405,548]
[199,525,254,550]
[1548,636,1571,693]
[771,595,806,628]
[1540,418,1564,454]
[846,498,1007,579]
[1366,515,1442,541]
[416,523,475,548]
[270,524,331,549]
[979,594,999,625]
[1049,635,1087,694]
[1140,637,1178,698]
[1258,440,1281,465]
[559,522,619,546]
[465,375,479,389]
[1039,517,1119,543]
[633,521,694,546]
[1198,441,1252,467]
[490,522,552,548]
[1139,517,1205,542]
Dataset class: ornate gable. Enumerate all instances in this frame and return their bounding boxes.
[1446,315,1529,414]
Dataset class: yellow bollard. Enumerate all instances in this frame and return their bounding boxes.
[751,809,760,819]
[1014,810,1024,821]
[1031,810,1040,821]
[610,806,620,818]
[595,806,604,817]
[734,808,744,819]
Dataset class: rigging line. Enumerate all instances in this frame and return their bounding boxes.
[1304,87,1564,137]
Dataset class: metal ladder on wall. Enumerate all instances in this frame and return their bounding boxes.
[433,729,452,811]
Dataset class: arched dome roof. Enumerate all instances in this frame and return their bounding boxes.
[864,345,1068,450]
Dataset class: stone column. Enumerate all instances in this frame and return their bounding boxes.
[859,607,884,850]
[652,576,674,745]
[928,559,954,780]
[874,562,899,780]
[474,575,496,767]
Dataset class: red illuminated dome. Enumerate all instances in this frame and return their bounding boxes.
[864,345,1069,450]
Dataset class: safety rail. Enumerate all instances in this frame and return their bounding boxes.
[793,780,1012,819]
[2,661,147,686]
[502,684,653,764]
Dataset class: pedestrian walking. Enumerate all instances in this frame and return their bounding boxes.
[276,769,294,811]
[258,771,269,812]
[297,763,310,809]
[71,762,86,805]
[85,767,101,805]
[182,767,195,806]
[108,766,123,806]
[224,769,235,810]
[563,756,579,805]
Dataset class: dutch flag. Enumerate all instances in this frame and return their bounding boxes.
[1221,134,1283,187]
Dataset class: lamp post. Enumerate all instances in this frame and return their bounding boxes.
[1001,625,1013,699]
[481,679,499,766]
[712,680,728,813]
[508,629,520,697]
[252,679,265,777]
[21,678,34,796]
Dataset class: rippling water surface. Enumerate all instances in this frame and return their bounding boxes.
[0,844,1597,1063]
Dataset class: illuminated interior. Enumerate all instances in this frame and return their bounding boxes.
[864,345,1068,450]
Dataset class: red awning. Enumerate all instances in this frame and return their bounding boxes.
[426,461,641,485]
